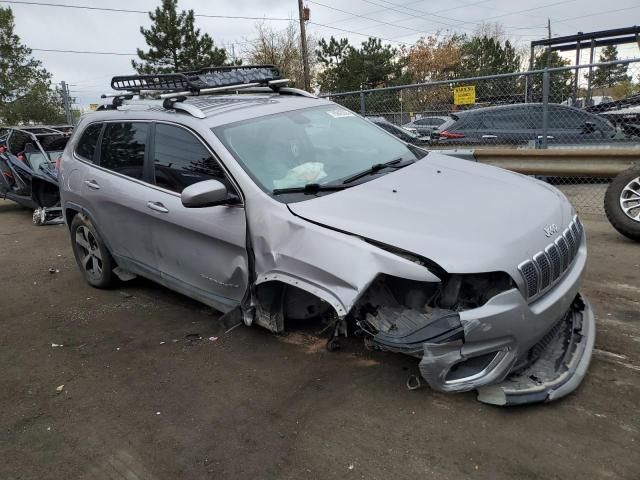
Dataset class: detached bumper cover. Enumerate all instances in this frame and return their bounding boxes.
[476,296,595,405]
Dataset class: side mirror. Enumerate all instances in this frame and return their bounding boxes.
[181,179,234,208]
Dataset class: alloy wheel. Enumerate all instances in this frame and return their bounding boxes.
[75,226,103,279]
[619,176,640,223]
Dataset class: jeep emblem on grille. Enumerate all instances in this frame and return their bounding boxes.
[543,224,559,237]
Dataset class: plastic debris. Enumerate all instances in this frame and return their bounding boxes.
[348,465,354,471]
[208,336,219,342]
[159,341,166,345]
[56,385,64,393]
[156,411,161,415]
[51,343,63,348]
[48,268,58,274]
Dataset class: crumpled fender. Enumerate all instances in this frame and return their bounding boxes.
[248,202,440,316]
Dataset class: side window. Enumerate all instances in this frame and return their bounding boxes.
[484,110,533,130]
[550,106,586,129]
[99,122,149,180]
[153,123,227,193]
[75,123,102,162]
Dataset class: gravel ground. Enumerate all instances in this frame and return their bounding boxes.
[0,199,638,480]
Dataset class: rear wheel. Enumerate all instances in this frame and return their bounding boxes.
[604,167,640,242]
[70,214,115,288]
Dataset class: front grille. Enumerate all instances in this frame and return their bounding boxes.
[518,215,583,300]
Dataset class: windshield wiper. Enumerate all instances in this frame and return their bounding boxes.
[272,183,349,196]
[341,158,414,184]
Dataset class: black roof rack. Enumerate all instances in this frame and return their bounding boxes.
[111,65,282,93]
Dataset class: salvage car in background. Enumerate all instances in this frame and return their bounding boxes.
[60,66,595,406]
[403,116,448,136]
[366,116,431,146]
[0,126,72,224]
[433,103,617,146]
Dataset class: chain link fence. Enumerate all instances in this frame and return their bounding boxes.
[321,59,640,216]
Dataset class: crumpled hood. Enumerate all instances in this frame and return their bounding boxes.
[288,153,575,276]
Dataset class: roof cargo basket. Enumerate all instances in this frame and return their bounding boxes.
[111,65,282,94]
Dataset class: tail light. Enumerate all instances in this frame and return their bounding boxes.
[438,130,465,139]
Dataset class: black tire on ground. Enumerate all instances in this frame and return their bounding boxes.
[604,166,640,242]
[70,214,116,288]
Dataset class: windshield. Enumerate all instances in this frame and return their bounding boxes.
[27,150,62,171]
[214,105,422,193]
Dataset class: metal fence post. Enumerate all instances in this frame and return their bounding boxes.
[360,89,365,116]
[541,68,550,149]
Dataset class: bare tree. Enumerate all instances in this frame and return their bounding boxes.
[244,21,317,89]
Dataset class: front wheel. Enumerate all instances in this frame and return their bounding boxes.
[70,214,115,288]
[604,167,640,242]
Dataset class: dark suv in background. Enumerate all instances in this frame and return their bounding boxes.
[434,103,617,146]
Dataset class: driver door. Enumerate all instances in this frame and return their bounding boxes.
[146,122,248,312]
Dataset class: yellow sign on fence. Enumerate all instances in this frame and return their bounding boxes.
[453,85,476,105]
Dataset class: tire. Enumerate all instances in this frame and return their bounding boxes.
[70,214,116,288]
[604,166,640,242]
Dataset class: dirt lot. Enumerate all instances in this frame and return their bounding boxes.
[1,198,638,480]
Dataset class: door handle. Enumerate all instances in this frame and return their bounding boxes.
[481,134,498,139]
[147,201,169,213]
[84,179,100,190]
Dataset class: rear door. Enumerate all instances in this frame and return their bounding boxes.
[482,108,536,146]
[80,121,158,272]
[146,122,248,311]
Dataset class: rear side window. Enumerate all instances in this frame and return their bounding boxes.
[75,123,103,162]
[152,123,227,193]
[484,110,534,130]
[99,122,149,180]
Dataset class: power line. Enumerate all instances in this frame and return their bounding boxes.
[307,0,434,35]
[555,5,640,23]
[0,0,292,20]
[358,0,468,29]
[312,0,544,43]
[320,0,442,26]
[32,48,136,55]
[455,0,579,28]
[307,21,409,45]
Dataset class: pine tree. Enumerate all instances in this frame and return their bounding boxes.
[0,6,65,124]
[132,0,227,74]
[529,50,573,103]
[591,46,631,88]
[457,36,522,102]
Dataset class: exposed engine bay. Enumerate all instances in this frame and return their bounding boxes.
[253,271,516,356]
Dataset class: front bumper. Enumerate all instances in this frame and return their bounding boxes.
[417,239,594,405]
[476,296,595,405]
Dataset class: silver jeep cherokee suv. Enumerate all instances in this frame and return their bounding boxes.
[60,66,594,405]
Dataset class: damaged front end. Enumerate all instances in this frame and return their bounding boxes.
[246,199,593,406]
[347,258,594,406]
[352,272,514,357]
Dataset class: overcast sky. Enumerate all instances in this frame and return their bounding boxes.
[5,0,640,107]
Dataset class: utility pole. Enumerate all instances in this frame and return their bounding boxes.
[60,81,73,125]
[546,18,552,68]
[297,0,311,91]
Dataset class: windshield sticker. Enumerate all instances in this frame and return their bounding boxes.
[326,109,355,118]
